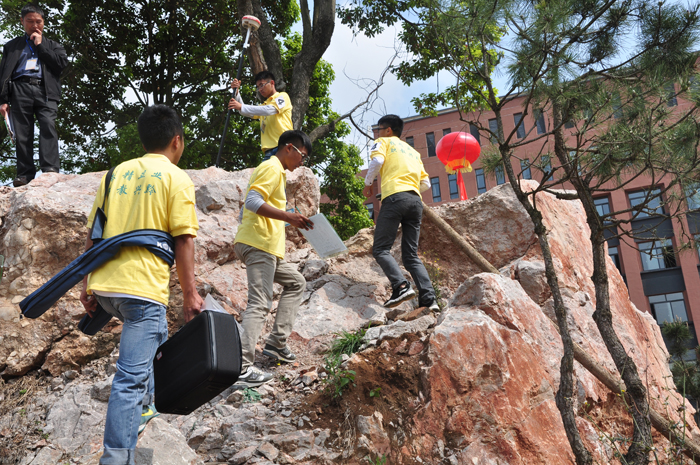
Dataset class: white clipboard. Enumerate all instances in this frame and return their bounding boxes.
[3,111,14,144]
[298,213,348,258]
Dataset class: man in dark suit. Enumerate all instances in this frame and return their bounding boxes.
[0,3,67,187]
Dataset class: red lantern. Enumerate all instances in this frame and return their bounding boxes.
[435,132,481,200]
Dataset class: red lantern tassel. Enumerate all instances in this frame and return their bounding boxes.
[457,172,468,200]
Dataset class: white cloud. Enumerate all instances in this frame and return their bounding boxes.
[322,22,455,154]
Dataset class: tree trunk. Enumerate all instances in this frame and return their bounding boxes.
[498,132,593,464]
[424,202,700,464]
[289,0,336,128]
[550,102,652,464]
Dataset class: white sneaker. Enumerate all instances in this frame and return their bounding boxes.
[233,366,273,388]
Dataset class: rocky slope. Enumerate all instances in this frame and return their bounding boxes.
[0,171,696,464]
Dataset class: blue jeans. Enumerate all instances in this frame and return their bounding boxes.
[96,295,168,465]
[373,191,436,306]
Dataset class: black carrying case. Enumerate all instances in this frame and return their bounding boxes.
[154,310,242,415]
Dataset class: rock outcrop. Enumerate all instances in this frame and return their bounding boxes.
[0,172,695,464]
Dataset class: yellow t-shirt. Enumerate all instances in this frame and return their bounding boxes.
[234,156,287,258]
[371,136,428,200]
[254,91,293,151]
[86,154,199,305]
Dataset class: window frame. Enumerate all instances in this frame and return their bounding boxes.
[469,124,481,145]
[639,239,676,271]
[495,165,506,185]
[426,132,436,157]
[649,292,688,324]
[628,188,664,218]
[535,110,546,134]
[475,168,486,194]
[520,159,532,180]
[366,203,374,221]
[488,118,499,144]
[514,113,526,139]
[448,173,459,199]
[430,177,442,202]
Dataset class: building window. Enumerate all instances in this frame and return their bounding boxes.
[488,118,499,144]
[475,168,486,194]
[563,108,574,128]
[640,239,676,271]
[608,246,622,272]
[540,155,552,175]
[448,173,459,199]
[426,133,436,157]
[685,182,700,211]
[628,188,663,217]
[612,93,622,119]
[514,113,525,139]
[443,128,451,136]
[470,124,481,145]
[649,293,688,324]
[520,159,531,180]
[666,82,678,107]
[495,165,506,185]
[535,110,546,134]
[594,197,611,221]
[406,136,414,148]
[431,177,442,202]
[366,203,374,221]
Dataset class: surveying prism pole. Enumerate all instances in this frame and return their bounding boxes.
[215,15,261,168]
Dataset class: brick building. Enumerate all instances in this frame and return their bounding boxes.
[362,93,700,344]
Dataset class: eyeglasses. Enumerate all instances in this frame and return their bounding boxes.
[256,81,271,90]
[287,143,308,162]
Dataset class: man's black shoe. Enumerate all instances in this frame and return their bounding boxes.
[383,284,416,308]
[262,344,297,363]
[12,176,28,187]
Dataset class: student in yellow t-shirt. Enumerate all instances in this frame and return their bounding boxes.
[79,105,202,464]
[363,114,438,311]
[233,130,313,388]
[228,71,293,161]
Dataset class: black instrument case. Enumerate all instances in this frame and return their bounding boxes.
[154,310,242,415]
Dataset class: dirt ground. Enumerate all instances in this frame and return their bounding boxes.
[300,333,427,464]
[0,372,51,464]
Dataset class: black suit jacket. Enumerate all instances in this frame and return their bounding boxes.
[0,34,68,105]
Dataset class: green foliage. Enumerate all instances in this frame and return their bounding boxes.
[0,2,371,231]
[662,320,700,403]
[318,141,373,240]
[369,387,381,398]
[327,328,367,358]
[277,34,372,239]
[241,387,262,403]
[321,328,366,401]
[321,354,356,400]
[340,0,502,117]
[367,455,387,465]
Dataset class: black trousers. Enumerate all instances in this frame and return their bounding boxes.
[373,190,436,306]
[10,80,60,180]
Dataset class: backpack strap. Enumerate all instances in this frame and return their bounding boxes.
[90,166,116,242]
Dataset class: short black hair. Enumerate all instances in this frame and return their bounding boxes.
[378,114,404,137]
[254,71,276,83]
[277,130,312,157]
[137,105,184,152]
[21,3,44,18]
